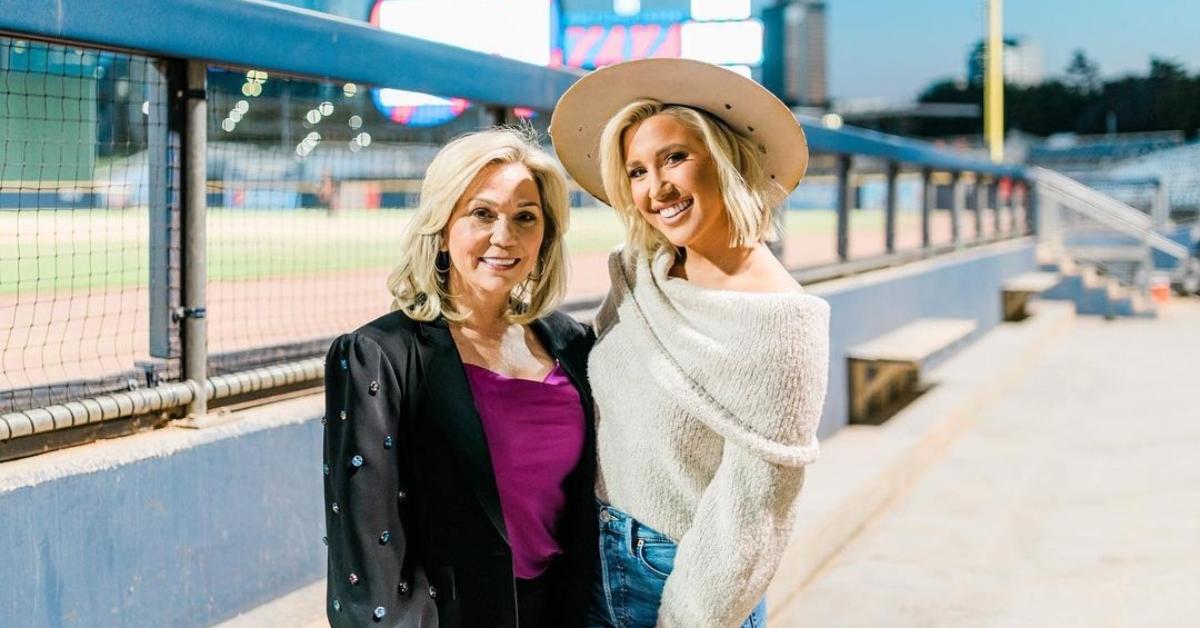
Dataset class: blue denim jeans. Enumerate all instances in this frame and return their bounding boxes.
[588,501,767,628]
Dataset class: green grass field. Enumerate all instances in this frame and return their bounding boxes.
[0,206,890,295]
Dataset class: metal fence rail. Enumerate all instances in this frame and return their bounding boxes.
[0,0,1032,459]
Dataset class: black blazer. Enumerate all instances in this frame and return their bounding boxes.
[322,309,597,628]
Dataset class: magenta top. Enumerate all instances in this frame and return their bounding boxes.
[463,362,586,579]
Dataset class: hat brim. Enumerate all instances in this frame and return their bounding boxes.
[549,58,808,206]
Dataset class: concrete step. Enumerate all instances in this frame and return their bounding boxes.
[1002,271,1062,294]
[1039,263,1157,319]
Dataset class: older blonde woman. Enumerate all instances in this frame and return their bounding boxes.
[551,59,831,627]
[323,128,597,628]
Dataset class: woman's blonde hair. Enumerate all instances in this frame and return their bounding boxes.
[387,128,570,325]
[598,99,783,259]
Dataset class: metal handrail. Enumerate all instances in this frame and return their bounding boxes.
[1033,167,1189,260]
[1,358,323,443]
[0,0,582,111]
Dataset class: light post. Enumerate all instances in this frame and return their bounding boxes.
[985,0,1004,163]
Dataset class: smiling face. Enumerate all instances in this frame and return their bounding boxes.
[621,113,731,252]
[442,161,546,307]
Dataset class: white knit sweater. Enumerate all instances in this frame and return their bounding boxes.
[589,248,830,628]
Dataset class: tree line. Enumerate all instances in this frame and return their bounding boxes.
[911,51,1200,139]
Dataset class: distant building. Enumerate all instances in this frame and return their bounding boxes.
[968,37,1044,87]
[764,1,827,107]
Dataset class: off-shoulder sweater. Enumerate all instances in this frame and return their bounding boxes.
[589,248,831,628]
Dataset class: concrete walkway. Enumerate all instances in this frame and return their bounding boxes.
[777,299,1200,627]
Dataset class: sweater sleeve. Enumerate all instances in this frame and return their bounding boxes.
[656,445,806,628]
[323,333,438,627]
[652,291,829,627]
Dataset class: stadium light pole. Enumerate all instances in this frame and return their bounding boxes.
[985,0,1005,162]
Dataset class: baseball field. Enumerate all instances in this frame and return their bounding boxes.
[1,205,983,391]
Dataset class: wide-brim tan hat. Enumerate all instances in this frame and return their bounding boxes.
[549,58,808,205]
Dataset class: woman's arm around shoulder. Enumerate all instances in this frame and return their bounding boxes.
[588,245,643,340]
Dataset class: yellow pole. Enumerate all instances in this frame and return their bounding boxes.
[985,0,1004,162]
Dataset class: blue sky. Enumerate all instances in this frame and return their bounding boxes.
[828,0,1200,102]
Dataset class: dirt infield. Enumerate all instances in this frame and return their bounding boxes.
[2,209,1021,392]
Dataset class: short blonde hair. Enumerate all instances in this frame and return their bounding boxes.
[598,99,782,259]
[387,128,570,325]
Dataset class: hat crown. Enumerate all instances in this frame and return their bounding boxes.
[550,58,808,205]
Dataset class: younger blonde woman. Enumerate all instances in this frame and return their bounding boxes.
[552,59,831,628]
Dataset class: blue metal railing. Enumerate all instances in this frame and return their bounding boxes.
[0,0,582,110]
[801,122,1023,178]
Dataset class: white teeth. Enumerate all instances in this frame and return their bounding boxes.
[659,199,692,219]
[481,257,517,268]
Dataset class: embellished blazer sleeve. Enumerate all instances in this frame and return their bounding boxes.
[323,333,437,627]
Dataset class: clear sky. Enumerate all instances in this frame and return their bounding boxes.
[828,0,1200,102]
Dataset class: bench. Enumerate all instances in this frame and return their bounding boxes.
[847,318,977,424]
[1001,272,1061,321]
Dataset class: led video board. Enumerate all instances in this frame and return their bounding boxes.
[369,0,558,126]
